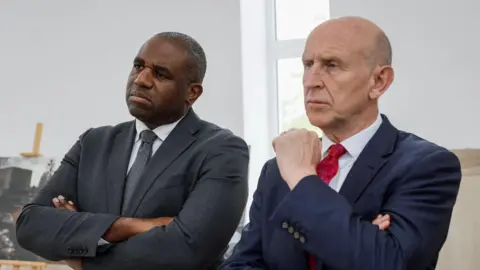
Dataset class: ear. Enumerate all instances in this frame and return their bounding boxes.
[186,83,203,106]
[369,65,394,100]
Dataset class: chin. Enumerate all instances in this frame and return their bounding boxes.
[306,112,334,130]
[128,106,150,120]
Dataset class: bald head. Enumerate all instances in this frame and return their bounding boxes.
[310,16,392,67]
[302,16,395,140]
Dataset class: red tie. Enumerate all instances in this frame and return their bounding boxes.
[308,143,346,270]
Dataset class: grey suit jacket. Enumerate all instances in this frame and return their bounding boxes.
[15,109,250,270]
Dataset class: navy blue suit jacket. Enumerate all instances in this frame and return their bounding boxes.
[221,116,462,270]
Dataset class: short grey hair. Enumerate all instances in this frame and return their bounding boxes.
[155,32,207,83]
[374,31,393,66]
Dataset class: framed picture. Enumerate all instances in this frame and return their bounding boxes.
[0,156,59,261]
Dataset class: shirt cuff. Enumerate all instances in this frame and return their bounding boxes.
[97,238,110,246]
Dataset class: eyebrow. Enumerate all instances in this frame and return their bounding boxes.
[301,54,310,61]
[302,54,344,64]
[321,55,344,63]
[133,57,173,76]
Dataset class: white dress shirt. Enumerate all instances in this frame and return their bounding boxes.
[321,114,383,192]
[98,117,182,245]
[127,118,181,171]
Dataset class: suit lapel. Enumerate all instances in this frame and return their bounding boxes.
[339,115,398,205]
[105,121,136,215]
[124,109,201,216]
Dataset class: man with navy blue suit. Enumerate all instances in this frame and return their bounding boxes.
[221,16,462,270]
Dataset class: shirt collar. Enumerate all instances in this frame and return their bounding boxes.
[322,113,383,159]
[134,116,183,143]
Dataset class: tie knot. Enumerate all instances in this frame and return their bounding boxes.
[140,130,157,144]
[328,144,346,159]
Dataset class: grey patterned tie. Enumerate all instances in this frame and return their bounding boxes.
[122,129,157,214]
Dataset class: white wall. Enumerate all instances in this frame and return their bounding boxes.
[0,0,243,157]
[330,0,479,149]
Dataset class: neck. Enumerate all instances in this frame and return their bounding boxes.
[323,108,379,143]
[143,109,188,130]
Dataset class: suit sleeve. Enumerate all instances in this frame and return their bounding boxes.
[220,163,269,269]
[82,134,250,270]
[270,150,462,270]
[15,130,119,261]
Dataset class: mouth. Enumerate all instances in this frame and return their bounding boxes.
[129,92,151,105]
[307,100,329,105]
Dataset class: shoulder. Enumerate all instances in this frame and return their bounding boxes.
[60,121,133,162]
[396,130,459,162]
[78,121,133,143]
[194,121,250,175]
[196,119,249,153]
[394,130,461,177]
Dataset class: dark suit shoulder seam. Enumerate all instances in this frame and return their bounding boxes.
[403,149,459,181]
[80,121,133,141]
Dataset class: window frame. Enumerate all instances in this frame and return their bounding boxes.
[265,0,311,139]
[239,0,328,220]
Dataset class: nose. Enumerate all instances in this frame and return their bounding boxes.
[134,68,154,89]
[303,64,325,90]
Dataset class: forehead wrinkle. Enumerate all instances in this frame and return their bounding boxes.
[137,38,189,71]
[305,35,359,62]
[306,22,377,67]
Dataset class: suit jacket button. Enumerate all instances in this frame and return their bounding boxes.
[282,221,288,229]
[288,226,294,234]
[293,231,300,239]
[299,236,306,243]
[68,248,72,253]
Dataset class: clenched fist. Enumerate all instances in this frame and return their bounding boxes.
[273,128,321,189]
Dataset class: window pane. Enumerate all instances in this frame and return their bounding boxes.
[274,0,330,41]
[277,58,322,136]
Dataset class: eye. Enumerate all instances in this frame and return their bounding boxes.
[303,60,313,70]
[133,63,143,71]
[155,71,167,80]
[325,61,338,68]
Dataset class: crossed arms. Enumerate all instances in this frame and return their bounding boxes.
[16,132,249,270]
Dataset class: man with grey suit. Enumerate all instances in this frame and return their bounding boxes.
[15,32,249,270]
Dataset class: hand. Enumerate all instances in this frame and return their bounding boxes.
[136,217,175,232]
[66,258,82,270]
[102,216,174,243]
[52,196,81,268]
[372,214,391,230]
[272,128,321,189]
[51,195,174,243]
[52,195,77,212]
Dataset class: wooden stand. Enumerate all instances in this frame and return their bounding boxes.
[0,260,46,270]
[20,122,43,158]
